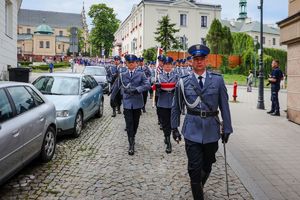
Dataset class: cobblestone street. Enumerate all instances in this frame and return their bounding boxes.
[0,96,252,200]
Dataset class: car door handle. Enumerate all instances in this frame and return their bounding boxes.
[12,130,20,138]
[40,116,45,122]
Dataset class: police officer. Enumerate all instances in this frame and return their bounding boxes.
[155,56,179,153]
[171,44,233,200]
[267,59,283,116]
[110,54,151,155]
[155,55,165,129]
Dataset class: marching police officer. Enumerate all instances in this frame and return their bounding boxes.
[155,55,165,129]
[110,54,151,155]
[155,56,179,153]
[171,44,233,200]
[267,59,283,116]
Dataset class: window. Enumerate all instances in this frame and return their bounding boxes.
[62,44,65,52]
[58,44,61,49]
[82,76,92,89]
[201,16,207,27]
[25,86,44,106]
[85,76,98,89]
[7,86,37,115]
[27,28,31,34]
[59,31,63,36]
[180,14,187,26]
[0,89,13,123]
[46,41,50,48]
[5,0,13,37]
[263,37,265,44]
[255,36,259,42]
[201,38,206,45]
[40,41,44,48]
[273,38,276,45]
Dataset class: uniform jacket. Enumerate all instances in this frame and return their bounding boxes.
[270,67,283,91]
[171,71,233,144]
[111,70,151,109]
[106,65,118,83]
[157,71,179,108]
[175,67,191,77]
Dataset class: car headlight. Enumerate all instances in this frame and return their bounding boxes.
[56,110,69,117]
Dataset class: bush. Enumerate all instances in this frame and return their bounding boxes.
[31,62,69,70]
[18,61,33,66]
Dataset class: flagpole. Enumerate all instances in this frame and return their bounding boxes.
[152,46,160,108]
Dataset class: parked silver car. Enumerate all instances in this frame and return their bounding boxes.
[83,66,109,94]
[32,73,104,137]
[0,82,57,185]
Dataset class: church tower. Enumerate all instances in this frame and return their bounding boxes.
[81,1,90,55]
[237,0,247,21]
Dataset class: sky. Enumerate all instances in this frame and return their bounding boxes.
[21,0,288,27]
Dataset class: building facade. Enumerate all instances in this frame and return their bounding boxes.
[0,0,22,80]
[222,0,286,50]
[114,0,221,57]
[278,0,300,124]
[17,7,88,61]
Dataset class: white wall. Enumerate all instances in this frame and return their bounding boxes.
[248,31,287,50]
[0,0,19,80]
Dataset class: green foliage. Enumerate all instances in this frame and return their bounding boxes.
[232,32,254,55]
[220,26,233,55]
[143,47,157,62]
[31,62,69,70]
[206,19,223,54]
[220,55,229,74]
[154,15,180,52]
[264,48,287,73]
[263,54,274,76]
[18,61,32,66]
[88,4,120,57]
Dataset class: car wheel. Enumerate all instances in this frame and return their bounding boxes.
[73,111,83,138]
[96,99,104,118]
[40,126,56,162]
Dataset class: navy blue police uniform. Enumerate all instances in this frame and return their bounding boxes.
[268,66,283,116]
[171,44,233,200]
[155,56,179,153]
[110,54,151,155]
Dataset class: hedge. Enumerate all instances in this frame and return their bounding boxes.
[31,62,70,70]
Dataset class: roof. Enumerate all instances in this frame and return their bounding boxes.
[39,73,83,78]
[18,9,82,29]
[221,19,280,35]
[34,24,54,34]
[18,34,33,40]
[0,81,32,88]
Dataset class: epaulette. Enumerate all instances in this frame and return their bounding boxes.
[181,74,189,79]
[210,72,222,76]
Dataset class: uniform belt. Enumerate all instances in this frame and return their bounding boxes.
[160,90,175,93]
[187,110,219,118]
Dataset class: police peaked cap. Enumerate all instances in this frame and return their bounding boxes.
[157,55,166,61]
[188,44,210,57]
[164,56,173,64]
[138,57,144,62]
[113,55,121,60]
[125,54,138,62]
[187,56,193,61]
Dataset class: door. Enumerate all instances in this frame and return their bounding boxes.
[7,86,45,164]
[86,75,100,115]
[81,76,94,119]
[0,88,22,182]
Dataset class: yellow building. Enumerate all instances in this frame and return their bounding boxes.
[17,7,89,61]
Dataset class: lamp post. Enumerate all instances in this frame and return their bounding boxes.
[257,0,265,109]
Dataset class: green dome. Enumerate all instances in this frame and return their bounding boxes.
[34,24,54,34]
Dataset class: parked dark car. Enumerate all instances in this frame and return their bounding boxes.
[83,66,109,94]
[0,82,57,185]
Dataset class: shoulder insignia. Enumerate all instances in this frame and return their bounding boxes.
[210,72,222,76]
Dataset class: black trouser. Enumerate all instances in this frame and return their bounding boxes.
[157,107,171,137]
[271,89,280,113]
[143,91,148,107]
[155,95,162,123]
[124,108,141,138]
[185,139,218,185]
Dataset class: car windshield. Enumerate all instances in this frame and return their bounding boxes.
[33,76,80,95]
[84,67,106,76]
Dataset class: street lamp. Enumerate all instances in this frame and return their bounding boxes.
[257,0,265,109]
[254,38,258,87]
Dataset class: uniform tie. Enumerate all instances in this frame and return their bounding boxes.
[130,71,133,78]
[198,76,203,89]
[167,73,170,79]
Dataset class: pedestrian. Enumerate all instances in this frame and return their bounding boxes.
[267,59,283,116]
[49,62,54,73]
[280,72,285,89]
[154,56,179,153]
[110,54,150,155]
[247,70,253,92]
[171,44,233,200]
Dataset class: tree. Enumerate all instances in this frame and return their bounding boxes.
[88,4,120,57]
[221,26,233,55]
[232,32,254,55]
[206,19,224,54]
[143,47,157,62]
[154,15,179,52]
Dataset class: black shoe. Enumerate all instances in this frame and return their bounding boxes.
[142,107,146,113]
[160,124,163,130]
[117,107,122,114]
[157,121,160,125]
[111,108,116,117]
[165,136,172,154]
[271,112,280,116]
[191,182,204,200]
[267,110,274,114]
[128,137,135,156]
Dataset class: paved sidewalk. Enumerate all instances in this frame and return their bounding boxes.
[225,85,300,200]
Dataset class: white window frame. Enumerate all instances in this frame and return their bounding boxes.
[180,14,187,27]
[201,16,207,28]
[5,0,13,38]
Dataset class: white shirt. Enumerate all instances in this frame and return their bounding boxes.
[193,71,206,86]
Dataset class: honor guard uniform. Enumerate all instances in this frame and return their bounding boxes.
[155,55,165,129]
[107,55,122,117]
[153,56,179,153]
[110,54,151,155]
[139,57,152,113]
[171,44,233,199]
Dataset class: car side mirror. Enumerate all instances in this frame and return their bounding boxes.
[81,88,91,95]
